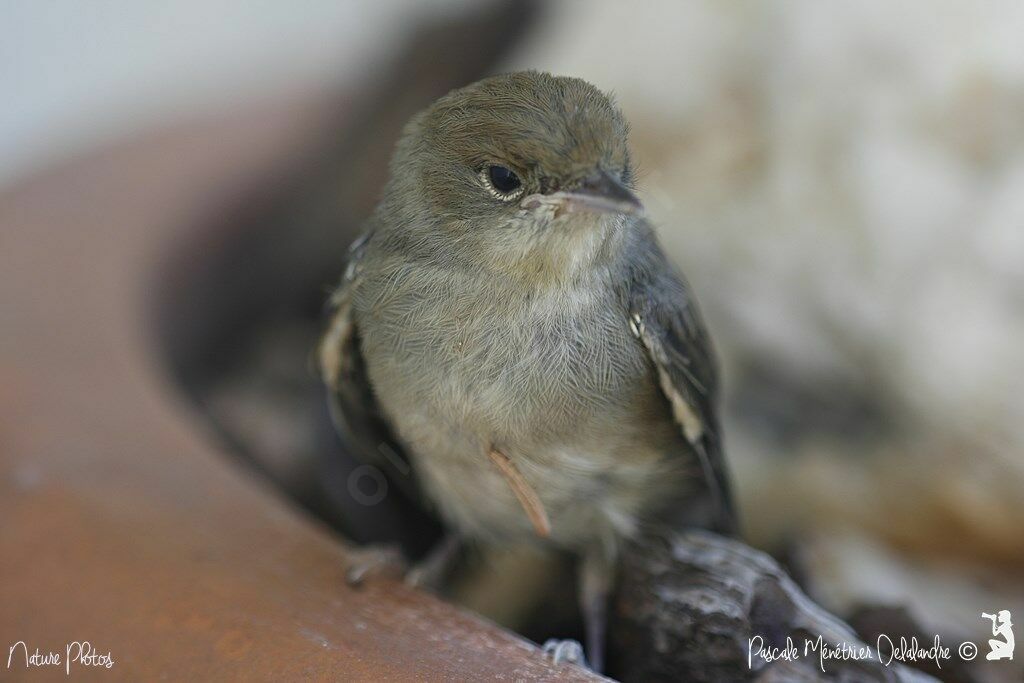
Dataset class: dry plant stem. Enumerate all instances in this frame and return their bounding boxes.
[488,448,551,538]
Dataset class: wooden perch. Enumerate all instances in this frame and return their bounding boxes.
[610,530,936,682]
[488,448,551,538]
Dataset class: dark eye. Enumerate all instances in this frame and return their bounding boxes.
[483,165,522,199]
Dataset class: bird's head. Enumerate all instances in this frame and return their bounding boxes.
[380,71,641,282]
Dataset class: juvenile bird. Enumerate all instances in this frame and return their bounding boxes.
[320,71,734,671]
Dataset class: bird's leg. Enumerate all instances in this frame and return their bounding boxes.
[578,542,615,673]
[404,533,462,589]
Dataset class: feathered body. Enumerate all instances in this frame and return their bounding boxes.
[354,213,693,550]
[320,71,732,669]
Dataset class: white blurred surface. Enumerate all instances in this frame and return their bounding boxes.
[512,0,1024,450]
[0,0,470,186]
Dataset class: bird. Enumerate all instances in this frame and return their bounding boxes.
[319,70,734,671]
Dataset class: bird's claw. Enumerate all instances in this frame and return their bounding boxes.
[345,538,462,590]
[344,545,407,586]
[542,638,588,668]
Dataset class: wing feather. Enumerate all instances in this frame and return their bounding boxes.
[624,227,736,534]
[318,233,422,500]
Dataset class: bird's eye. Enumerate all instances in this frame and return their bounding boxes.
[481,165,523,200]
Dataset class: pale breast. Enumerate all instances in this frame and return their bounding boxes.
[355,262,688,547]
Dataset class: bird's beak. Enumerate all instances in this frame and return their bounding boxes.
[562,170,644,216]
[521,170,644,217]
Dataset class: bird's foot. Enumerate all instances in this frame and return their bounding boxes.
[344,544,407,586]
[346,536,462,589]
[542,638,588,668]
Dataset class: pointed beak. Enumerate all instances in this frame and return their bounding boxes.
[562,170,644,216]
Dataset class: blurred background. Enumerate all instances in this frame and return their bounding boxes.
[4,2,1023,681]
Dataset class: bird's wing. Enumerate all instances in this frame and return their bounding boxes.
[624,228,737,534]
[318,233,420,499]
